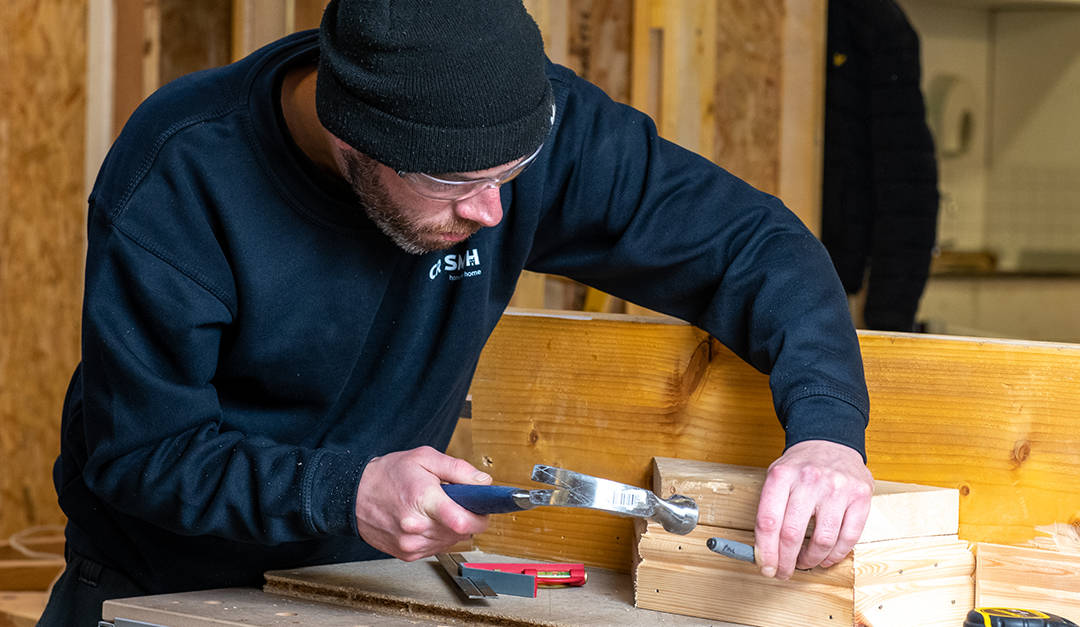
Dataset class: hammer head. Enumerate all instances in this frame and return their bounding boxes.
[529,465,699,535]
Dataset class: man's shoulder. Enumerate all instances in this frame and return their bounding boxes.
[93,32,318,218]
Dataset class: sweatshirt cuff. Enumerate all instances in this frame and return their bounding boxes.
[781,395,868,463]
[303,450,368,537]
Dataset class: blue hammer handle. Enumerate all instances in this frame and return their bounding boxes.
[442,484,529,515]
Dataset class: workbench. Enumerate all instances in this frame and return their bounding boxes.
[97,309,1080,625]
[101,552,745,626]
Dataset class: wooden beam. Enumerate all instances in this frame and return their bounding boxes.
[778,0,826,235]
[231,0,291,61]
[464,311,1080,570]
[634,521,973,626]
[113,0,148,135]
[651,458,959,543]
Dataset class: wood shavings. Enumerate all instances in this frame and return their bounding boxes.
[1028,521,1080,554]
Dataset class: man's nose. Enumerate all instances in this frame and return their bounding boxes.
[453,186,504,227]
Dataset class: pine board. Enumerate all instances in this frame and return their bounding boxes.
[634,522,973,627]
[975,543,1080,622]
[464,311,1080,571]
[651,457,960,543]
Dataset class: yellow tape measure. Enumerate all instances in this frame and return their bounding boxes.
[965,608,1078,627]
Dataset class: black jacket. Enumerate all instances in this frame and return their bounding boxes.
[821,0,940,331]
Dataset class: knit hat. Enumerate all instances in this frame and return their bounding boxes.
[316,0,555,174]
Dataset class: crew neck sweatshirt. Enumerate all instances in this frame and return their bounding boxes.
[56,30,869,593]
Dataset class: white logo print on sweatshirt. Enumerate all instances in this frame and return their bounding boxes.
[428,248,482,281]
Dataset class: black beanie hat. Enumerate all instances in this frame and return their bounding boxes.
[316,0,555,174]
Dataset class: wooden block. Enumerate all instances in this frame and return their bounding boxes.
[634,522,973,627]
[0,535,64,591]
[975,543,1080,622]
[0,592,48,627]
[651,457,960,543]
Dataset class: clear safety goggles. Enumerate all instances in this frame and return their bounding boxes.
[397,142,544,201]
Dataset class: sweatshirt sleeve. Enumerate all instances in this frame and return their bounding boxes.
[77,201,365,543]
[525,68,870,458]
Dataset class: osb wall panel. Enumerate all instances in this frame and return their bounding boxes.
[0,1,86,536]
[566,0,633,104]
[713,0,783,195]
[159,0,232,86]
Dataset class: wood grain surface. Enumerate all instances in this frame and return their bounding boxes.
[464,311,1080,571]
[0,0,86,538]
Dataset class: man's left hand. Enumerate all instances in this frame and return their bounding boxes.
[752,440,873,579]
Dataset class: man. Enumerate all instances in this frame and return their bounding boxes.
[41,1,873,622]
[821,0,940,332]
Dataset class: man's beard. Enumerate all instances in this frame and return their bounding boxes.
[341,151,481,255]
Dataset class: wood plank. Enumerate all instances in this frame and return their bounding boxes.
[292,0,328,31]
[0,535,64,561]
[778,0,826,235]
[261,553,740,626]
[975,542,1080,621]
[0,592,47,627]
[465,311,1080,570]
[158,0,232,86]
[104,587,450,626]
[523,0,570,66]
[231,0,290,61]
[0,560,65,592]
[652,458,959,543]
[634,524,855,626]
[113,0,146,133]
[634,522,972,626]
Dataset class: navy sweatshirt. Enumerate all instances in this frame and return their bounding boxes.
[56,31,869,593]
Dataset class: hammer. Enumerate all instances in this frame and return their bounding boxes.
[443,464,699,535]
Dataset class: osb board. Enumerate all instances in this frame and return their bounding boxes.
[0,0,85,537]
[652,457,959,543]
[462,311,1080,571]
[634,522,973,627]
[566,0,633,105]
[159,0,232,86]
[104,587,468,627]
[975,543,1080,621]
[712,0,784,196]
[262,552,743,626]
[629,0,822,233]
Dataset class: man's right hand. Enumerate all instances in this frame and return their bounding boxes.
[354,446,492,561]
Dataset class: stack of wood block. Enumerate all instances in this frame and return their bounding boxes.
[634,458,974,627]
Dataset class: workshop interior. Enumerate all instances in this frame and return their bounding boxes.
[2,0,1079,625]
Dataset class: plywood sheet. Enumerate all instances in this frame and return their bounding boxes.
[263,552,743,626]
[0,0,86,538]
[104,587,451,627]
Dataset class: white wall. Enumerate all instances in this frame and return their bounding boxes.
[898,1,1080,341]
[986,9,1080,268]
[897,0,991,252]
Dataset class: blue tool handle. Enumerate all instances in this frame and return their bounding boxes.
[442,484,527,515]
